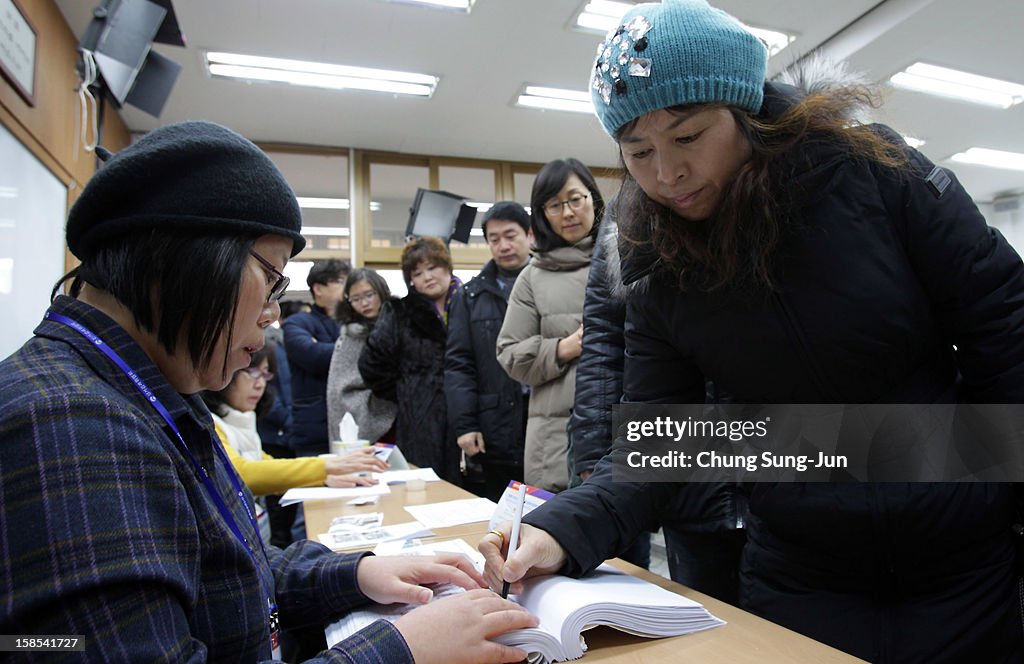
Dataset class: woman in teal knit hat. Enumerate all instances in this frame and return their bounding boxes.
[481,1,1024,662]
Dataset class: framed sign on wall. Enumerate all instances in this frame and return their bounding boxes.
[0,0,37,106]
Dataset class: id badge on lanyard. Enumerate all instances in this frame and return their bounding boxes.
[269,600,281,659]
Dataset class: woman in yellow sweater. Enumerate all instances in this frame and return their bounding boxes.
[202,345,388,538]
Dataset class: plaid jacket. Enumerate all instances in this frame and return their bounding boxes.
[0,296,412,663]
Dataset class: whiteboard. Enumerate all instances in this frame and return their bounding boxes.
[0,123,68,360]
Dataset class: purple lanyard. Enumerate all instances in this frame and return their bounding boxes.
[46,312,280,626]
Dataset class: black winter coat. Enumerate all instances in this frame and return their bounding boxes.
[359,293,460,483]
[568,213,747,533]
[527,82,1024,663]
[282,306,340,455]
[444,260,527,465]
[567,217,624,479]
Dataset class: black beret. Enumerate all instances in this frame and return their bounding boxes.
[66,121,306,259]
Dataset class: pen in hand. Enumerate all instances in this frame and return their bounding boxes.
[501,482,529,599]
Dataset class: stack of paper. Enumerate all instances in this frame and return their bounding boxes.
[494,564,725,661]
[325,557,724,662]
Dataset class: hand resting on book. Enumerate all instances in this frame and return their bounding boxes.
[395,588,539,664]
[480,523,568,594]
[355,553,538,663]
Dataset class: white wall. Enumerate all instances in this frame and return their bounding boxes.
[0,124,68,360]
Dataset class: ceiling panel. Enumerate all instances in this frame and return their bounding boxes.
[56,0,1024,204]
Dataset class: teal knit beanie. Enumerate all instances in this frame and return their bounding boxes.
[590,0,768,137]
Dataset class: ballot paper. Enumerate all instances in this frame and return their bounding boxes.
[279,483,391,506]
[488,480,554,530]
[372,468,441,484]
[403,497,497,529]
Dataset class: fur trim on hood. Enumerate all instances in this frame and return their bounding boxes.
[775,52,876,124]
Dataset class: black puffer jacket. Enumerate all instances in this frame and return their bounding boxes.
[359,293,460,483]
[527,81,1024,663]
[444,260,527,465]
[568,210,747,533]
[567,216,626,479]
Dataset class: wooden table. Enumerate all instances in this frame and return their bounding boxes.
[305,480,866,663]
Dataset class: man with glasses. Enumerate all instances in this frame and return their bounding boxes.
[445,202,532,501]
[282,258,350,458]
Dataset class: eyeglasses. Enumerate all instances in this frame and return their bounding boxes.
[347,291,379,305]
[249,250,290,303]
[240,367,275,381]
[544,193,590,217]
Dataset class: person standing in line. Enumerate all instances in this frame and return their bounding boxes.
[283,258,349,457]
[359,237,463,484]
[481,2,1024,662]
[496,159,605,493]
[0,121,536,663]
[445,202,532,501]
[326,267,398,445]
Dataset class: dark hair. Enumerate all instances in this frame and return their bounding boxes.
[55,231,255,379]
[201,344,276,418]
[334,267,392,324]
[279,300,310,320]
[400,236,452,286]
[306,258,351,293]
[481,201,530,236]
[615,87,908,292]
[530,158,605,252]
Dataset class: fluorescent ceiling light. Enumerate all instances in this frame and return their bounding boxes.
[517,86,594,114]
[206,52,437,97]
[574,2,794,56]
[302,226,351,237]
[889,63,1024,109]
[296,197,380,211]
[386,0,474,11]
[297,197,349,209]
[575,0,633,32]
[902,136,925,149]
[466,201,493,212]
[949,147,1024,172]
[746,26,795,58]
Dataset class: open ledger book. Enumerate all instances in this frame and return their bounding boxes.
[325,541,724,663]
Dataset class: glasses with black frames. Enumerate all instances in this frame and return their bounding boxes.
[249,250,290,303]
[543,193,590,217]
